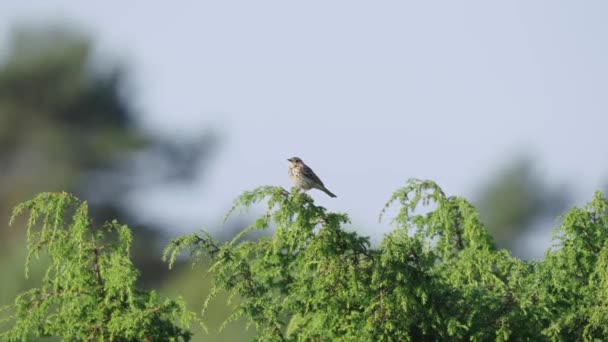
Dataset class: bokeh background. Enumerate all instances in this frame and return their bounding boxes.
[1,1,606,340]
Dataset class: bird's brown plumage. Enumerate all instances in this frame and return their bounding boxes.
[287,157,337,198]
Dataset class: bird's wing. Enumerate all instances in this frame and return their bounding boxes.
[303,165,325,186]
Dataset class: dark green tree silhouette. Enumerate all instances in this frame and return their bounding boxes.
[0,24,142,241]
[0,23,216,311]
[0,24,147,310]
[475,157,569,256]
[0,22,242,341]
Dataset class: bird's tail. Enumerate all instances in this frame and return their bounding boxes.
[321,186,337,198]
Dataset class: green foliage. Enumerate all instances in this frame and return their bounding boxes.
[0,192,194,341]
[4,180,608,341]
[0,23,215,317]
[166,179,608,341]
[537,192,608,340]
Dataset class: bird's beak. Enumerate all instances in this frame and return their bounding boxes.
[287,158,292,162]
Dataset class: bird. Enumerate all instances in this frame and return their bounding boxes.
[287,157,337,198]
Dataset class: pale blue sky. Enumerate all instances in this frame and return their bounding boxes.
[1,1,607,255]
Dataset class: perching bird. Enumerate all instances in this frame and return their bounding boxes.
[287,157,337,198]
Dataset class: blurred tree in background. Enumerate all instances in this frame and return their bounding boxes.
[474,157,570,257]
[0,24,146,306]
[0,25,140,234]
[0,23,250,341]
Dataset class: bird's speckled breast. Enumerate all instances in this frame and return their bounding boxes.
[289,165,313,190]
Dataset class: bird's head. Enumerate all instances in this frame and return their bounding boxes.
[287,157,303,166]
